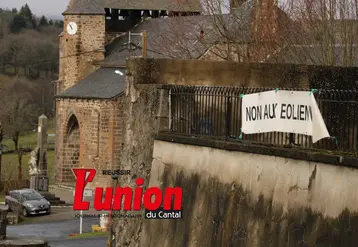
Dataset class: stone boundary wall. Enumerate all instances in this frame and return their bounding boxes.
[156,133,358,168]
[127,57,358,90]
[139,139,358,247]
[112,57,358,247]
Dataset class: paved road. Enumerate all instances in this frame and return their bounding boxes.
[7,217,108,247]
[16,206,110,224]
[47,237,107,247]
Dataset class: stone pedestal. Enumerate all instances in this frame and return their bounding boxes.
[0,208,8,240]
[29,115,49,192]
[37,175,49,192]
[30,175,49,192]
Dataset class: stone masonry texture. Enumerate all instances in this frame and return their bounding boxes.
[110,73,166,247]
[59,14,105,92]
[55,98,123,188]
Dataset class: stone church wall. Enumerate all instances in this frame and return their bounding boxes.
[55,97,123,188]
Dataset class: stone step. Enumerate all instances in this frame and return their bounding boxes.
[40,194,58,200]
[39,192,72,206]
[48,199,71,206]
[49,184,75,191]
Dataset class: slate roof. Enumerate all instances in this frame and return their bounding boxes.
[56,68,126,99]
[60,0,255,99]
[265,45,358,67]
[64,0,202,14]
[100,0,255,66]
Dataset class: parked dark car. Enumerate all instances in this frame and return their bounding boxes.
[5,189,51,217]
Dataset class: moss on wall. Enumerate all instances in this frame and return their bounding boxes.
[141,164,358,247]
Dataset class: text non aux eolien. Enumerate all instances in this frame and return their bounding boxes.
[246,103,313,122]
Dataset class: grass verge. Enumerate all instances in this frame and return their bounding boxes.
[2,119,56,151]
[1,150,55,183]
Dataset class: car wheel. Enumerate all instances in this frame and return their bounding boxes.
[22,208,28,217]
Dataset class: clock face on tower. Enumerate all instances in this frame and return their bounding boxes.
[66,22,77,35]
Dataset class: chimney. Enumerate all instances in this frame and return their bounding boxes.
[230,0,246,12]
[252,0,279,43]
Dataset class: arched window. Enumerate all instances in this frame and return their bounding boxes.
[63,114,80,181]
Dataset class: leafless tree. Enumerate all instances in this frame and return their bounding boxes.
[144,0,287,63]
[0,78,39,150]
[263,0,358,66]
[146,0,357,66]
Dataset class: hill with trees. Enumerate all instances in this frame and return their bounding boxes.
[0,4,62,151]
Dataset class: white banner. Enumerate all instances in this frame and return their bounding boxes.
[241,90,330,143]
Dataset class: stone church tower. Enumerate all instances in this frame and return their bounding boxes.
[55,0,202,185]
[59,0,106,92]
[58,0,202,93]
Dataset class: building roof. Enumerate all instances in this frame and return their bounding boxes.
[64,0,202,14]
[56,68,126,99]
[63,0,104,15]
[264,45,358,67]
[100,1,255,66]
[60,0,256,100]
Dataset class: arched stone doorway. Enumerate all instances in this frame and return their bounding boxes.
[63,114,80,183]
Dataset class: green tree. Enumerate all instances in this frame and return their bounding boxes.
[55,20,64,28]
[19,4,33,21]
[39,15,48,26]
[19,4,35,29]
[48,19,53,25]
[9,15,27,33]
[0,78,39,150]
[11,8,17,14]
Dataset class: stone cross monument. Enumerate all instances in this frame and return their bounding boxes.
[29,115,49,192]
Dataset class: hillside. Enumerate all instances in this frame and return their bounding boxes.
[0,4,61,154]
[0,4,61,188]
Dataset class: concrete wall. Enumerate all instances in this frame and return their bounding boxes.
[140,140,358,247]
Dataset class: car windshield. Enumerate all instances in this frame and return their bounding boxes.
[21,192,43,201]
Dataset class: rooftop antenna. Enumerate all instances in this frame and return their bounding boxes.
[127,32,145,54]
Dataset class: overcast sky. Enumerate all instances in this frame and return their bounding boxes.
[0,0,69,19]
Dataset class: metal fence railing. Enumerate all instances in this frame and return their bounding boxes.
[167,86,358,154]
